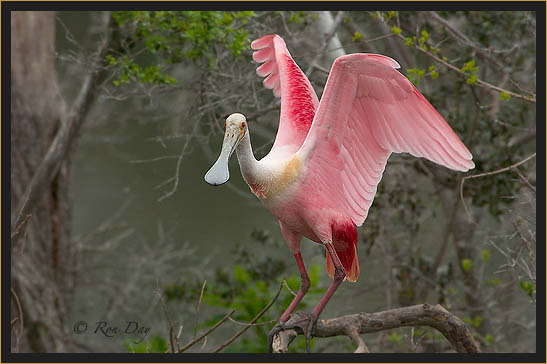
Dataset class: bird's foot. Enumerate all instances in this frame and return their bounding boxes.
[302,312,318,353]
[267,322,285,353]
[267,311,317,353]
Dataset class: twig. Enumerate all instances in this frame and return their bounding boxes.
[393,33,535,103]
[193,280,207,340]
[169,324,176,353]
[427,11,505,69]
[514,167,536,193]
[11,288,24,353]
[306,11,346,76]
[177,309,235,353]
[227,317,277,326]
[157,119,201,202]
[282,278,297,297]
[347,329,369,353]
[211,282,283,353]
[10,214,31,240]
[459,153,536,224]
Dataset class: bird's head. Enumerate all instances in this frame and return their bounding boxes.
[204,113,247,186]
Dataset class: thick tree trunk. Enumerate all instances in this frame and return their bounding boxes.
[11,11,73,352]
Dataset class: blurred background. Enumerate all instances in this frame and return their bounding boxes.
[11,10,537,353]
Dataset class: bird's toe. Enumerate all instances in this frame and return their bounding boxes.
[304,314,318,353]
[267,322,285,353]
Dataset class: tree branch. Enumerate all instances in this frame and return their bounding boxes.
[177,309,235,353]
[305,11,346,76]
[459,152,536,224]
[427,11,508,69]
[211,282,283,353]
[273,304,480,353]
[11,12,114,245]
[393,33,536,104]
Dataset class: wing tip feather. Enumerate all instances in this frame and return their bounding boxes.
[250,34,277,50]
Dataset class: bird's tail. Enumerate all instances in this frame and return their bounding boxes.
[326,246,359,282]
[326,220,360,282]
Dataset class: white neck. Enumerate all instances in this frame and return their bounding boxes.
[236,129,260,185]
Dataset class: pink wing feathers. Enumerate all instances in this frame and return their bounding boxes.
[297,54,474,227]
[251,34,320,154]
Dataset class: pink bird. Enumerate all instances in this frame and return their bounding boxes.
[205,34,474,351]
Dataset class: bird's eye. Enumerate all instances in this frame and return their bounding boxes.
[241,121,246,128]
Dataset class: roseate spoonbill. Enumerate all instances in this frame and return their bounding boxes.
[204,34,474,351]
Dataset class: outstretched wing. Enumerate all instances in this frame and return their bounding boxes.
[297,54,474,226]
[251,34,319,155]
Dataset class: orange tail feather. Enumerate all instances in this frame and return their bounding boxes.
[326,246,360,282]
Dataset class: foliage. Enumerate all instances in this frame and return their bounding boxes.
[108,11,255,85]
[124,335,168,353]
[163,229,324,353]
[61,9,535,353]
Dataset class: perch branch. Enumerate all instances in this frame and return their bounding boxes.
[272,303,480,353]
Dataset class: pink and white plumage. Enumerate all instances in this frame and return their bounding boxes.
[205,34,474,350]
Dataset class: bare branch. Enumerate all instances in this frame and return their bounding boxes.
[347,328,369,353]
[514,167,536,193]
[392,33,536,104]
[169,324,176,353]
[274,304,480,353]
[227,317,277,326]
[177,309,235,353]
[459,152,536,224]
[211,282,283,353]
[193,280,207,339]
[427,11,506,69]
[11,288,24,353]
[157,120,201,202]
[306,11,346,76]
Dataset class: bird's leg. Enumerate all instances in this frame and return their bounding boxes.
[267,252,310,352]
[280,252,311,322]
[304,242,346,352]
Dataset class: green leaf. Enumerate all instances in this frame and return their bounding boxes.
[391,26,402,36]
[233,265,250,283]
[461,259,472,272]
[387,332,403,344]
[106,55,118,66]
[352,31,363,42]
[481,249,491,262]
[466,74,478,84]
[519,278,535,297]
[498,90,511,101]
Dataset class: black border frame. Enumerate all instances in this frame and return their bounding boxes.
[2,1,545,363]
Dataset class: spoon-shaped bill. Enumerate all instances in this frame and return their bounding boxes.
[204,128,241,186]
